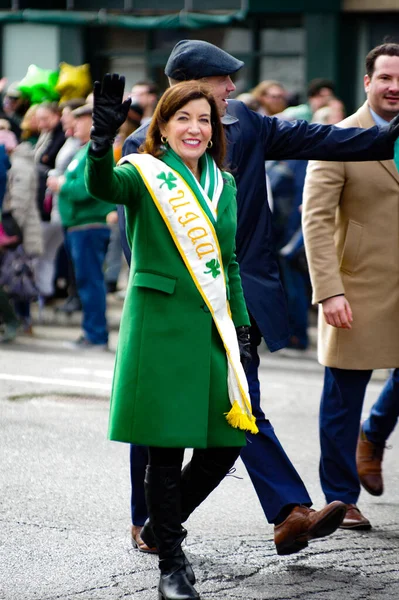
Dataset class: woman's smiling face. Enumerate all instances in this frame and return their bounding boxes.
[161,98,212,172]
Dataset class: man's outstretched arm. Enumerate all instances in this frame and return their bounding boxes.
[253,104,399,162]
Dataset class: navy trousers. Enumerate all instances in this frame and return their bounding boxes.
[320,367,399,505]
[363,369,399,445]
[130,321,311,526]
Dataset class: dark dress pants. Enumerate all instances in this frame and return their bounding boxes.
[129,320,312,526]
[363,368,399,445]
[321,367,399,504]
[130,444,149,526]
[320,367,372,504]
[239,320,311,522]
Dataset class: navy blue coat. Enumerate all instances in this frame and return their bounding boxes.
[121,100,394,352]
[0,144,10,211]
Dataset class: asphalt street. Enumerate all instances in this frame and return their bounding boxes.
[1,299,398,600]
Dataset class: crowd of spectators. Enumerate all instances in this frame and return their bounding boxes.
[0,77,157,345]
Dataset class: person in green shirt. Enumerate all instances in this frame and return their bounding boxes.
[54,103,114,349]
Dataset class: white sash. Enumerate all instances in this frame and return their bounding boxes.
[120,153,258,434]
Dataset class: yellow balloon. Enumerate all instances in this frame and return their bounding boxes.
[56,63,92,103]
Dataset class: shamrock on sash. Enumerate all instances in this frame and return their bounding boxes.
[204,259,221,278]
[157,171,177,190]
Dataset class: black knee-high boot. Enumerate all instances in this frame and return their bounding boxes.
[144,465,199,600]
[180,450,238,522]
[142,449,238,546]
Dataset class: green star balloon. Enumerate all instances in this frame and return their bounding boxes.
[18,65,59,104]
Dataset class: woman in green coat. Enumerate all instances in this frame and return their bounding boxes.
[86,75,257,600]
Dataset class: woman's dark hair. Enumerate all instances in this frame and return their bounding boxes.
[307,78,335,99]
[141,81,226,169]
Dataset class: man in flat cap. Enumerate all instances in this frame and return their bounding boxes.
[116,40,399,555]
[164,39,244,80]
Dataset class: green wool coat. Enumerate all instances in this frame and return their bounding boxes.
[86,147,250,448]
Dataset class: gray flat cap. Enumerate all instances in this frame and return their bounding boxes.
[165,40,244,81]
[72,103,93,118]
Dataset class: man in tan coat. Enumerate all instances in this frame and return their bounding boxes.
[302,43,399,530]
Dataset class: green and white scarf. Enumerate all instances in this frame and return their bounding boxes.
[120,149,258,434]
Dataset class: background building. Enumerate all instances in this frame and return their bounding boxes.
[0,1,398,112]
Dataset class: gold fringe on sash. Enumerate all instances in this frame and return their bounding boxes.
[225,401,259,434]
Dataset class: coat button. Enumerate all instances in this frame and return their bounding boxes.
[201,304,210,313]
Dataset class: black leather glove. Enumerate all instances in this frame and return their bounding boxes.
[236,326,251,373]
[90,73,132,156]
[386,112,399,143]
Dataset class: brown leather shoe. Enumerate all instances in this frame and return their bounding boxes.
[274,501,346,555]
[131,525,158,553]
[339,504,371,530]
[356,427,384,496]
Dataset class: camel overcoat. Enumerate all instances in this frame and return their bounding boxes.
[302,101,399,370]
[86,148,250,448]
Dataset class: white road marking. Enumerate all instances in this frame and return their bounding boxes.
[60,367,113,379]
[0,373,111,391]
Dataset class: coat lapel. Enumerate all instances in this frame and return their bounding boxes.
[356,102,399,185]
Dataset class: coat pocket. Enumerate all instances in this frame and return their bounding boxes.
[340,220,363,275]
[133,271,177,295]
